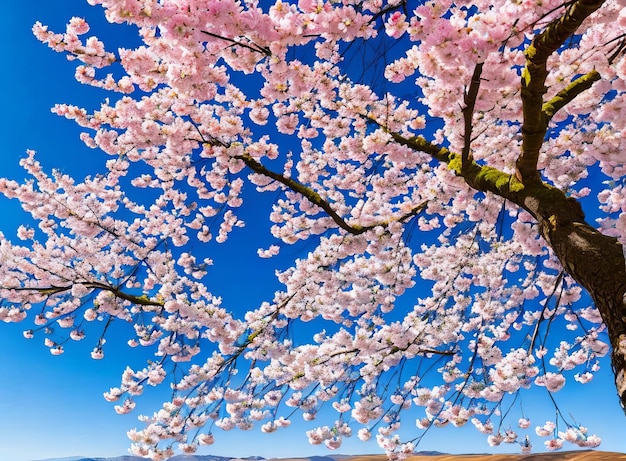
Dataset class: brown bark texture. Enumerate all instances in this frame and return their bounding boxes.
[466,0,626,411]
[521,184,626,411]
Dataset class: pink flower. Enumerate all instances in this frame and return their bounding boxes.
[67,17,90,35]
[34,314,47,325]
[84,308,98,321]
[534,373,566,392]
[50,345,64,356]
[70,329,85,341]
[57,316,75,328]
[325,436,342,450]
[545,439,564,451]
[114,398,136,414]
[91,347,104,360]
[487,433,503,446]
[536,421,556,437]
[16,225,34,240]
[178,443,197,454]
[197,433,215,445]
[103,387,123,403]
[357,428,372,441]
[385,12,408,38]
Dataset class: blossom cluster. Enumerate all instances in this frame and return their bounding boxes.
[1,0,625,458]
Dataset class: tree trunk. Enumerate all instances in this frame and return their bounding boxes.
[459,158,626,409]
[389,133,626,409]
[521,183,626,410]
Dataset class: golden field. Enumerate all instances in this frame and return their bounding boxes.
[339,452,626,461]
[269,452,626,461]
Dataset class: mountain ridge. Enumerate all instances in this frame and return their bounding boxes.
[34,451,626,461]
[33,454,441,461]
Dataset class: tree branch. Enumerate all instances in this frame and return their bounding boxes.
[236,153,427,235]
[238,153,367,234]
[387,132,526,199]
[386,133,455,165]
[517,0,605,183]
[541,69,601,121]
[200,30,271,56]
[389,129,626,411]
[4,283,165,308]
[462,62,484,170]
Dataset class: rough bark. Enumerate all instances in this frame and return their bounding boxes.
[521,184,626,411]
[513,0,626,410]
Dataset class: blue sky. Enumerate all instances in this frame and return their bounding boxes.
[1,1,626,461]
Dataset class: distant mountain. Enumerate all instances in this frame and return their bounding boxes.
[169,456,239,461]
[33,452,450,461]
[50,457,241,461]
[35,454,444,461]
[308,456,343,461]
[228,457,266,461]
[73,456,148,461]
[36,451,626,461]
[33,457,88,461]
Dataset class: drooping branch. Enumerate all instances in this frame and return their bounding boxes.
[236,152,428,235]
[517,0,605,183]
[237,153,367,234]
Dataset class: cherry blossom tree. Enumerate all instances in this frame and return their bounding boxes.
[2,0,626,458]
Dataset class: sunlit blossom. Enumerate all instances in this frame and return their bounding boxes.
[1,0,624,459]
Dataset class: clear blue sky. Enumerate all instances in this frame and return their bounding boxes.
[1,2,626,461]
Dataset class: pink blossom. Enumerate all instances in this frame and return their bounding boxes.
[385,12,408,38]
[488,433,504,446]
[34,314,47,326]
[545,438,564,450]
[197,433,214,445]
[50,345,64,355]
[5,0,623,459]
[536,421,556,438]
[358,428,372,441]
[114,398,136,414]
[535,373,566,392]
[325,436,342,450]
[91,347,104,360]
